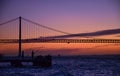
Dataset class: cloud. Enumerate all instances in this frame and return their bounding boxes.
[44,28,120,38]
[116,35,120,37]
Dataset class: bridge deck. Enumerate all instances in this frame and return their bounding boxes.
[0,39,120,43]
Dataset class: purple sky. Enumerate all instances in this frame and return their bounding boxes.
[0,0,120,38]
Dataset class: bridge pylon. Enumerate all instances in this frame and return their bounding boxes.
[18,16,22,57]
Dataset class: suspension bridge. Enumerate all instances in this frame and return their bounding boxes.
[0,16,120,57]
[0,16,120,67]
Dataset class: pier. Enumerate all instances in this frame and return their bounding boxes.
[0,55,52,67]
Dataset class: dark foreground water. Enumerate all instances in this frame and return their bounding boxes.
[0,55,120,76]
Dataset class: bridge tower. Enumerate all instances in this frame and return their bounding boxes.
[18,16,22,57]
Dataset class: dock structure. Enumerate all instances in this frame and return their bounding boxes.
[0,55,52,67]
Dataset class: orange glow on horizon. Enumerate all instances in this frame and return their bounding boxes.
[0,43,120,56]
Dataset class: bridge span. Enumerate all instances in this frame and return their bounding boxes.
[0,39,120,43]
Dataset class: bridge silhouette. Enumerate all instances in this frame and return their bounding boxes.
[0,17,120,43]
[0,16,120,57]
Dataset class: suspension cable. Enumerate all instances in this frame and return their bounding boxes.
[0,17,19,26]
[22,17,71,35]
[22,17,94,39]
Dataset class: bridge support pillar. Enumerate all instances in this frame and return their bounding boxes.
[18,16,22,57]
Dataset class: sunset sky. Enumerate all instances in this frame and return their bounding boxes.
[0,0,120,56]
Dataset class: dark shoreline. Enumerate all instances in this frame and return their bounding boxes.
[53,54,120,60]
